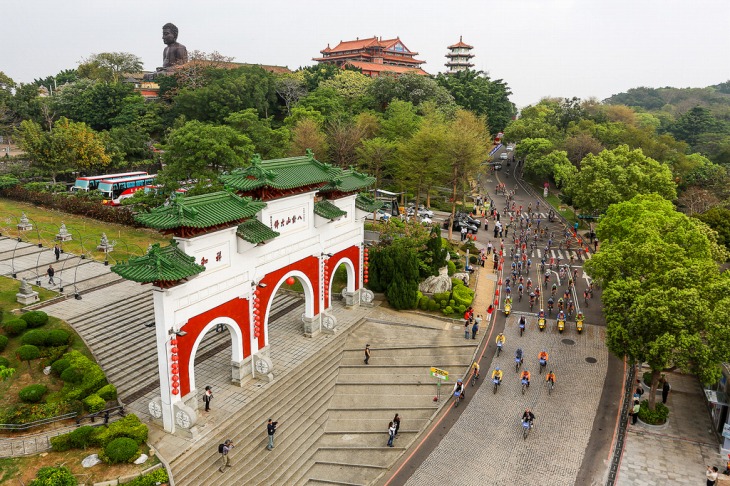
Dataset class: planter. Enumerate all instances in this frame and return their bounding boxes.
[636,416,669,430]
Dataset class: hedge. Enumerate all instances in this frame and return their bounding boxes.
[97,384,117,401]
[21,311,49,329]
[46,329,71,347]
[3,318,27,336]
[452,285,475,308]
[22,330,48,347]
[446,260,456,276]
[92,414,148,447]
[83,394,106,413]
[59,351,107,400]
[103,437,140,464]
[28,466,76,486]
[1,400,82,426]
[125,468,169,486]
[68,425,96,449]
[0,335,8,351]
[60,367,83,384]
[19,384,48,403]
[51,358,71,376]
[638,400,669,425]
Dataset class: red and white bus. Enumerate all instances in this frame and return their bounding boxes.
[71,171,148,192]
[98,174,158,205]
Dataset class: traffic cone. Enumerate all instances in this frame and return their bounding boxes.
[495,288,500,296]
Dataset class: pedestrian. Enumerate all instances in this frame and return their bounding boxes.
[218,439,234,471]
[487,304,494,316]
[203,386,213,412]
[47,264,55,285]
[487,241,493,254]
[594,238,599,252]
[460,226,467,242]
[464,320,470,339]
[393,413,400,437]
[662,376,671,404]
[266,419,278,450]
[471,315,481,339]
[54,244,61,261]
[631,399,640,425]
[707,466,719,486]
[634,380,644,400]
[364,344,371,364]
[387,421,396,447]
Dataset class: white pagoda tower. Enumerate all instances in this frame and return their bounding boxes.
[445,36,475,74]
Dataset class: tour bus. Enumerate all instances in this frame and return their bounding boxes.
[98,174,158,206]
[71,171,148,192]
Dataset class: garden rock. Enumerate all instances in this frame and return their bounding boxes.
[418,267,452,294]
[43,366,51,375]
[133,453,149,465]
[453,272,470,285]
[82,454,102,468]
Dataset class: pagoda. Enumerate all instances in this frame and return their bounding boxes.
[445,36,475,74]
[314,36,428,77]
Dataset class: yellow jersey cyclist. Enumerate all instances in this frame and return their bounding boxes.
[492,367,503,385]
[471,361,480,380]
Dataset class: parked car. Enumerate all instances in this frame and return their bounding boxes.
[365,209,391,221]
[500,152,509,160]
[455,212,481,228]
[406,205,434,218]
[443,218,478,234]
[506,145,514,152]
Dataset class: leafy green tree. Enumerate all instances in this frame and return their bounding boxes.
[524,150,575,187]
[16,117,111,182]
[378,100,420,142]
[503,103,562,143]
[51,80,143,131]
[565,145,676,214]
[29,466,77,486]
[355,137,396,191]
[694,207,730,252]
[160,121,253,189]
[284,106,325,128]
[297,87,346,118]
[319,70,374,110]
[514,137,554,161]
[369,73,455,112]
[226,109,290,159]
[288,118,328,158]
[0,365,15,381]
[563,132,603,166]
[666,106,724,147]
[77,52,143,83]
[33,69,78,89]
[102,125,151,164]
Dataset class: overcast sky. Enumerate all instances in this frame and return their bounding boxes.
[4,0,729,107]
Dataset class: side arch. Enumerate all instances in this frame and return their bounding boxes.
[185,317,244,397]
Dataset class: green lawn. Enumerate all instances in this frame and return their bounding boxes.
[0,198,168,264]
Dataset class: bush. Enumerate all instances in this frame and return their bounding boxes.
[451,278,464,288]
[0,356,9,368]
[3,400,82,426]
[456,304,467,315]
[449,299,456,307]
[46,329,71,347]
[59,351,107,400]
[446,260,456,276]
[51,358,71,376]
[60,367,84,384]
[427,299,439,311]
[17,345,40,365]
[29,466,76,486]
[125,468,169,486]
[418,295,429,310]
[40,346,68,367]
[50,433,72,452]
[19,384,48,403]
[3,318,27,336]
[433,292,450,303]
[21,311,49,329]
[452,285,475,307]
[440,300,447,309]
[469,255,478,264]
[638,400,669,425]
[443,305,454,315]
[83,394,106,413]
[0,335,8,351]
[68,425,96,449]
[103,437,140,464]
[92,414,148,447]
[97,384,117,401]
[22,329,48,347]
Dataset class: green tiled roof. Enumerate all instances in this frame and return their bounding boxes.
[111,242,204,284]
[221,151,341,192]
[314,200,347,220]
[355,193,383,212]
[321,168,376,193]
[237,219,280,244]
[135,191,266,230]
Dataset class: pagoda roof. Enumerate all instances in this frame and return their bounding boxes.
[319,36,421,57]
[236,219,280,244]
[221,152,340,192]
[346,61,429,76]
[448,36,474,49]
[320,169,376,193]
[314,200,347,220]
[355,193,383,212]
[111,242,204,287]
[135,191,266,231]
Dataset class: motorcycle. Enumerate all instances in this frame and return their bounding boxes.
[504,301,512,316]
[557,318,565,334]
[576,316,584,333]
[538,317,546,331]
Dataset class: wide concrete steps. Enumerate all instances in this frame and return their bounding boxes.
[171,326,351,486]
[303,462,388,486]
[318,431,418,447]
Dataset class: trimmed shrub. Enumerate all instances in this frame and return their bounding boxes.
[29,466,76,486]
[68,425,96,449]
[452,285,475,308]
[418,295,429,310]
[97,384,117,401]
[125,468,169,486]
[103,437,140,464]
[59,351,107,400]
[427,299,439,311]
[443,305,454,315]
[451,278,464,288]
[469,255,478,264]
[0,356,10,368]
[17,345,40,367]
[46,329,71,347]
[638,400,669,425]
[0,335,8,351]
[50,433,72,452]
[440,300,447,309]
[433,292,450,303]
[449,299,456,307]
[40,346,67,367]
[21,311,49,329]
[19,384,48,403]
[446,260,456,276]
[92,414,148,447]
[22,329,48,347]
[60,367,83,384]
[456,304,467,315]
[51,358,71,376]
[83,394,106,413]
[3,318,27,336]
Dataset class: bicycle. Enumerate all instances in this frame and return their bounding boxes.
[454,390,464,407]
[521,378,529,395]
[493,377,501,394]
[471,371,479,387]
[515,356,522,372]
[547,379,555,396]
[539,358,547,374]
[496,341,504,357]
[522,420,532,440]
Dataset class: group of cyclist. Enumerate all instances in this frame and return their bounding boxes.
[489,332,556,389]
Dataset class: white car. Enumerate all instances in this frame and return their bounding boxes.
[365,209,390,221]
[407,206,434,218]
[506,145,514,152]
[420,216,433,225]
[500,152,509,160]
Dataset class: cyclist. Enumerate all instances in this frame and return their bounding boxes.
[547,297,554,315]
[526,277,532,290]
[472,361,480,380]
[515,347,524,364]
[496,332,506,348]
[529,292,536,310]
[538,350,549,367]
[518,315,526,330]
[551,283,558,296]
[546,370,556,385]
[453,379,465,401]
[522,408,535,425]
[520,369,531,388]
[491,367,503,385]
[505,285,511,296]
[518,284,524,299]
[557,297,564,311]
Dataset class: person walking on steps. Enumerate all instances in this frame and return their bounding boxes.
[203,386,213,412]
[393,413,401,437]
[218,440,234,472]
[267,419,278,450]
[364,344,371,364]
[47,265,55,285]
[387,421,396,447]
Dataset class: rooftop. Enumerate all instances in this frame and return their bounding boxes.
[111,242,205,287]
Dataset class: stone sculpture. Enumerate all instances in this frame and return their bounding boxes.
[162,23,188,69]
[419,266,452,294]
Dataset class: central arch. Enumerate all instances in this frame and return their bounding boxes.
[186,317,245,395]
[263,270,316,343]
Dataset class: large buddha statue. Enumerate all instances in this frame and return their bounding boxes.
[161,23,188,69]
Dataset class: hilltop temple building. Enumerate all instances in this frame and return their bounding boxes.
[314,36,428,77]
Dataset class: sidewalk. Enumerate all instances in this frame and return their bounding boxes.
[618,370,725,485]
